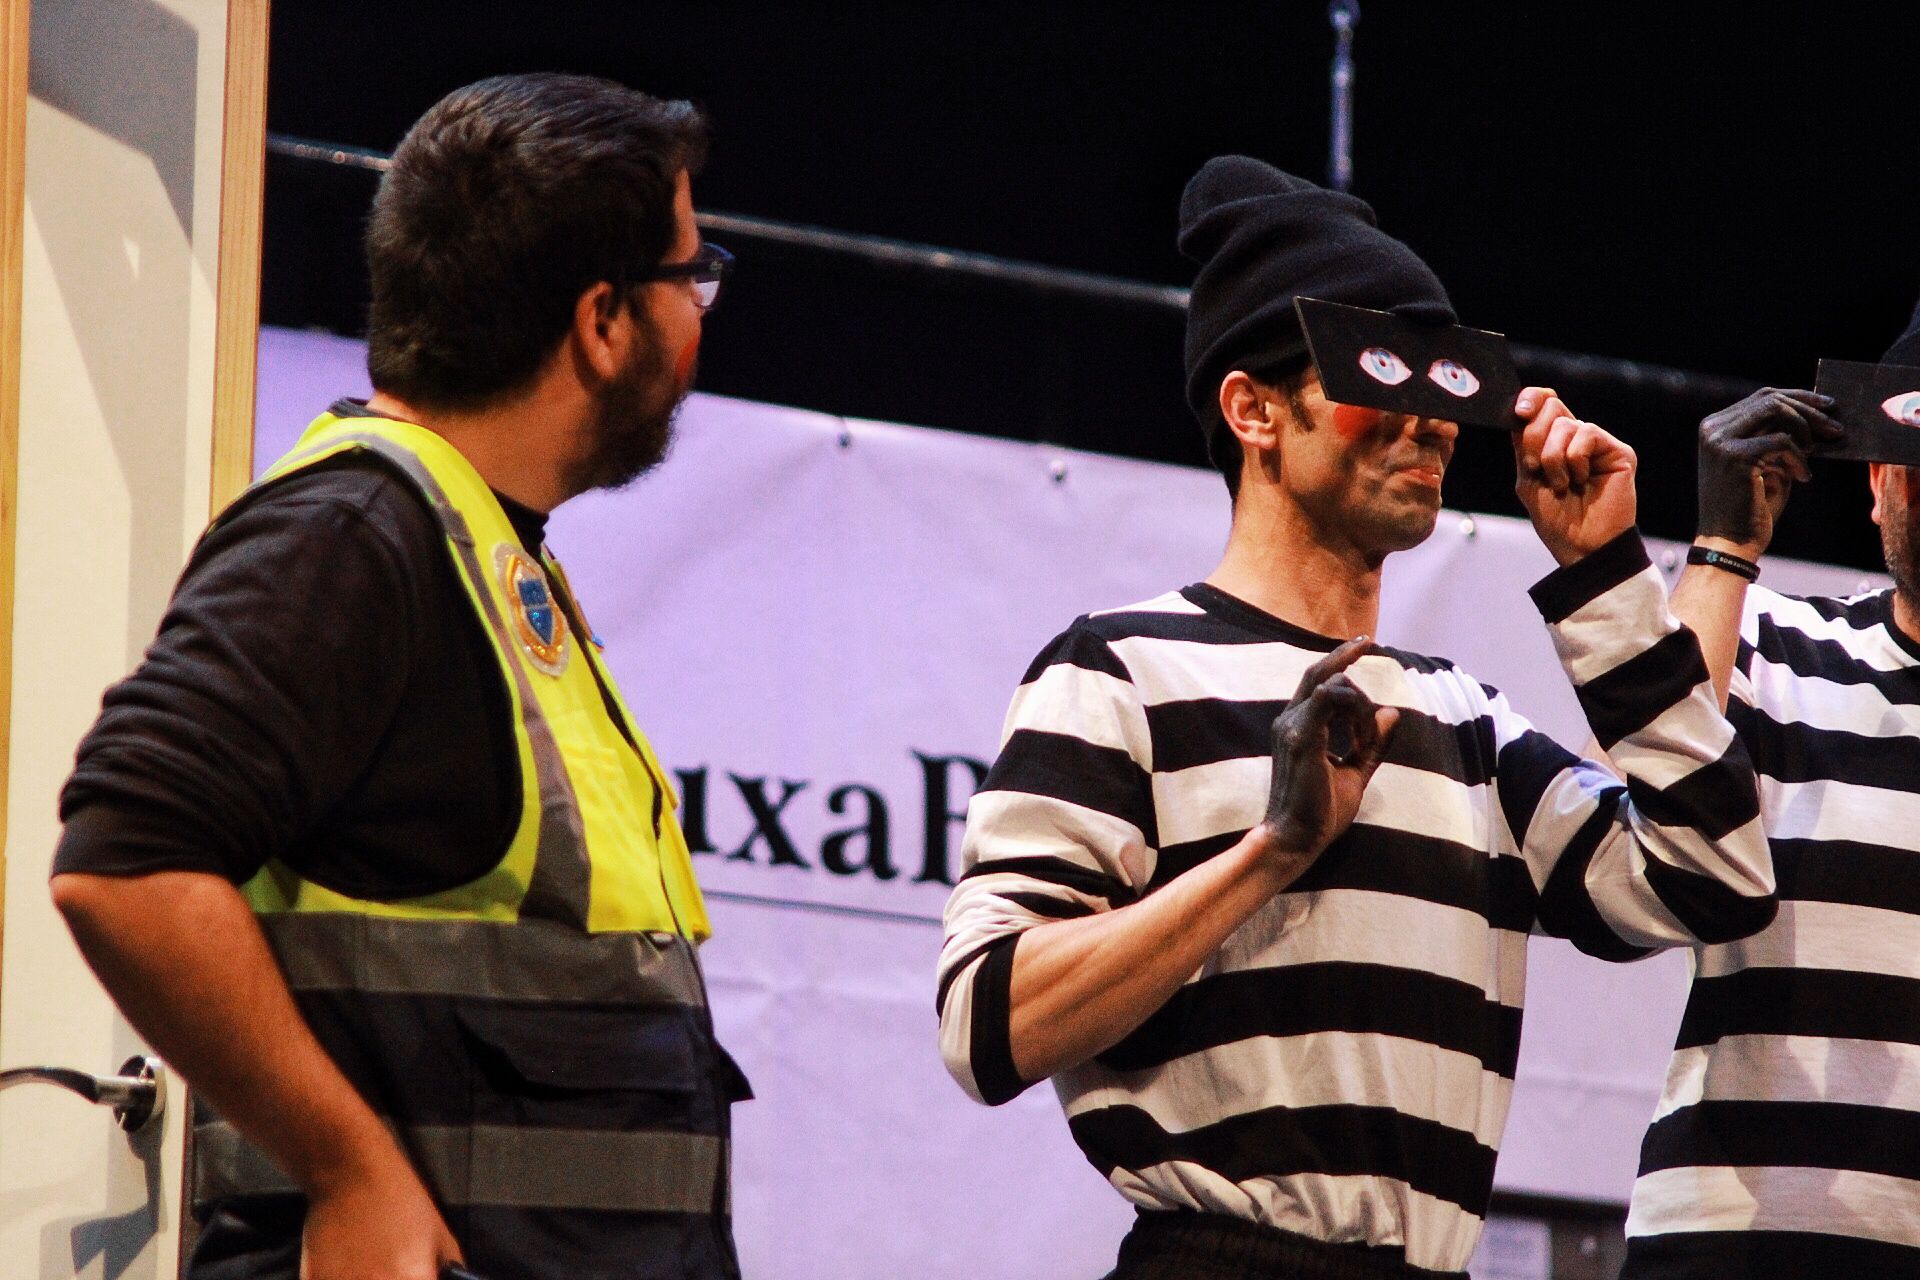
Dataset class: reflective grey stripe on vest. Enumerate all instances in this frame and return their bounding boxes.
[265,430,593,930]
[259,912,705,1006]
[194,1119,723,1214]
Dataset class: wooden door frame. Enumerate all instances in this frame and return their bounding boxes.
[0,0,261,816]
[0,0,267,982]
[0,0,30,970]
[213,0,269,512]
[183,3,270,1267]
[1,3,264,1265]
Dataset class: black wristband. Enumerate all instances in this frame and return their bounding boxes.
[1687,545,1760,582]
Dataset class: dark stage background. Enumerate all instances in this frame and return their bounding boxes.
[261,2,1919,572]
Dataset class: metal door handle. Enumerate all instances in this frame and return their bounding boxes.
[0,1054,164,1132]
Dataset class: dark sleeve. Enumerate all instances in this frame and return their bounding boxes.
[53,467,424,884]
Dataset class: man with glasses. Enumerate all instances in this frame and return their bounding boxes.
[50,74,744,1280]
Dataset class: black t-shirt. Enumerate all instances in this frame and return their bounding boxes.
[53,402,550,898]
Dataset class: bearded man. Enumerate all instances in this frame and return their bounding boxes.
[1619,310,1920,1278]
[50,74,747,1280]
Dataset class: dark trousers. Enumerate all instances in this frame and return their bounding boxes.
[1106,1210,1470,1280]
[185,1193,742,1280]
[184,1198,301,1280]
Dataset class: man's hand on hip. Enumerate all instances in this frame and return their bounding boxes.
[1512,387,1638,566]
[302,1154,462,1280]
[47,871,463,1280]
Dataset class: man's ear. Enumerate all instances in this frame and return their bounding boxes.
[1870,462,1890,526]
[571,281,627,382]
[1219,370,1283,452]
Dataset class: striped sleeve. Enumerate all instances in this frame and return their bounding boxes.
[937,622,1154,1105]
[1493,530,1775,956]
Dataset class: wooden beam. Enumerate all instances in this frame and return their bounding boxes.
[183,5,272,1267]
[209,0,269,514]
[0,0,31,967]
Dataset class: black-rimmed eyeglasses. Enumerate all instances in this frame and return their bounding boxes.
[628,242,733,312]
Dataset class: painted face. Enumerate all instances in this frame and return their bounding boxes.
[644,169,707,397]
[1332,403,1384,440]
[673,333,701,392]
[1277,369,1457,557]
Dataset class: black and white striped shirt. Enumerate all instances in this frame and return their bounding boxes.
[1624,585,1920,1279]
[938,533,1773,1275]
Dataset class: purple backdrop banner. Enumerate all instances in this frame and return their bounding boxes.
[258,326,1885,1278]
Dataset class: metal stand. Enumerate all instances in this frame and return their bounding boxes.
[1328,1,1360,192]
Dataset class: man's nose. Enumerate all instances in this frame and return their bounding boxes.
[1412,416,1459,447]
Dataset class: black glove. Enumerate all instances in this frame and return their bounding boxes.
[1696,388,1843,549]
[1264,637,1396,856]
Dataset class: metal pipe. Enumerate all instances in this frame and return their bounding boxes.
[265,133,1188,312]
[264,131,1755,403]
[693,210,1192,311]
[1328,1,1360,193]
[1512,347,1756,405]
[267,133,392,172]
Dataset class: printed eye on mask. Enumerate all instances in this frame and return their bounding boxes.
[1294,297,1522,431]
[1812,359,1920,466]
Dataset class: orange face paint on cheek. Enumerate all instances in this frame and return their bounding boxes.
[673,334,700,388]
[1332,403,1383,441]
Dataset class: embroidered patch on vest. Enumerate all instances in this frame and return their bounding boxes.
[495,544,570,676]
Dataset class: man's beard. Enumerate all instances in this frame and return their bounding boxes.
[1883,473,1920,608]
[571,320,687,495]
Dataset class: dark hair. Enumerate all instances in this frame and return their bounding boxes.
[365,73,709,410]
[1213,358,1313,502]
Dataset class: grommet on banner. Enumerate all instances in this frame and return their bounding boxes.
[1458,515,1476,539]
[1661,548,1680,572]
[836,426,853,449]
[1050,459,1069,484]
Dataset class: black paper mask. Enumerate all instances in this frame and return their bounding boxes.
[1812,359,1920,466]
[1294,297,1522,430]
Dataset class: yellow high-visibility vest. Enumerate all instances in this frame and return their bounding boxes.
[238,410,712,940]
[192,412,744,1260]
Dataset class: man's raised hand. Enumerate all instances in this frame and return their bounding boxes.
[1696,388,1842,558]
[1512,387,1640,566]
[1262,636,1400,871]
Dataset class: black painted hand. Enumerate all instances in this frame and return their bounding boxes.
[1696,388,1843,555]
[1264,637,1400,859]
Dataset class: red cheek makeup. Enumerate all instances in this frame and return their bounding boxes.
[674,334,701,388]
[1332,403,1383,441]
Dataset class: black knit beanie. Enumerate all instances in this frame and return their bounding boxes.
[1180,156,1455,475]
[1885,294,1920,367]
